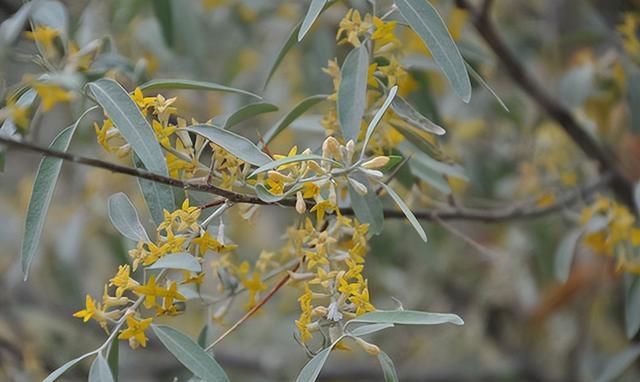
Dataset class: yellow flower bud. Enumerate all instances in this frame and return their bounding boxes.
[322,136,342,159]
[355,337,380,355]
[296,191,306,214]
[361,156,390,169]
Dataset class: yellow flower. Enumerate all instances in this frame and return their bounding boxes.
[32,82,74,112]
[191,231,237,255]
[336,9,373,47]
[309,199,337,223]
[118,315,153,349]
[102,285,129,310]
[3,99,30,130]
[295,285,313,341]
[152,120,176,148]
[242,272,267,309]
[25,25,60,57]
[131,88,155,112]
[618,13,640,58]
[109,265,140,297]
[133,276,186,309]
[73,295,117,331]
[371,17,398,48]
[378,56,407,87]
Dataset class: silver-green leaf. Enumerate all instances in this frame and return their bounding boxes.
[350,309,464,326]
[265,21,302,89]
[152,325,230,382]
[147,253,202,272]
[348,323,394,337]
[298,0,328,42]
[21,107,95,280]
[295,345,332,382]
[212,102,278,130]
[262,94,328,145]
[395,0,471,102]
[107,192,150,243]
[187,124,271,166]
[378,351,399,382]
[595,346,640,382]
[625,275,640,339]
[43,351,96,382]
[361,86,398,159]
[338,46,369,142]
[349,174,384,235]
[139,79,261,99]
[89,354,115,382]
[378,181,427,242]
[391,95,446,136]
[554,229,582,283]
[87,79,168,176]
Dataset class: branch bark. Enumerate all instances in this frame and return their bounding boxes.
[455,0,636,214]
[0,135,609,223]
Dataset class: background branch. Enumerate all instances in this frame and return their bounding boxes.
[455,0,637,214]
[0,136,609,223]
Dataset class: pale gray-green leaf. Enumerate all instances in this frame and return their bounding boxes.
[147,253,201,272]
[298,0,328,42]
[43,351,96,382]
[378,182,427,242]
[554,229,582,283]
[349,174,384,235]
[351,309,464,325]
[187,124,271,166]
[361,86,398,158]
[378,351,399,382]
[87,79,168,176]
[21,107,95,280]
[262,94,328,145]
[595,346,640,382]
[409,158,451,194]
[0,2,33,46]
[295,345,332,382]
[152,325,230,382]
[32,0,68,40]
[265,21,302,89]
[212,102,278,130]
[625,275,640,339]
[466,62,509,112]
[348,323,394,337]
[338,46,369,141]
[107,192,150,242]
[139,79,261,99]
[134,156,175,226]
[395,0,471,102]
[634,182,640,213]
[89,354,115,382]
[391,95,445,136]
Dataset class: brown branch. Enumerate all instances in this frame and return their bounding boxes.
[204,259,302,351]
[0,136,609,223]
[455,0,636,214]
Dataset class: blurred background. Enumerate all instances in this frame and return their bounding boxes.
[2,0,640,381]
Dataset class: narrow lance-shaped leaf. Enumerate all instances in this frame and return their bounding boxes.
[625,275,640,339]
[212,102,278,129]
[261,94,328,145]
[134,156,175,226]
[295,346,332,382]
[89,354,115,382]
[107,192,150,242]
[152,325,230,382]
[87,79,168,176]
[107,339,119,382]
[377,181,427,242]
[298,0,328,42]
[338,45,369,142]
[264,21,302,89]
[395,0,471,102]
[378,351,399,382]
[350,309,464,325]
[390,95,446,136]
[147,253,202,272]
[554,229,582,283]
[349,173,384,235]
[466,62,509,112]
[187,124,271,166]
[361,85,398,159]
[139,79,262,99]
[595,346,640,382]
[21,107,96,280]
[43,351,96,382]
[348,323,394,337]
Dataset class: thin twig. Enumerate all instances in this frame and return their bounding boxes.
[455,0,636,214]
[0,136,611,223]
[205,259,302,351]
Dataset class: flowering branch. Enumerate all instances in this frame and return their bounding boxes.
[0,135,610,223]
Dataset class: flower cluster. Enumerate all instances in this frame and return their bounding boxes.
[580,196,640,272]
